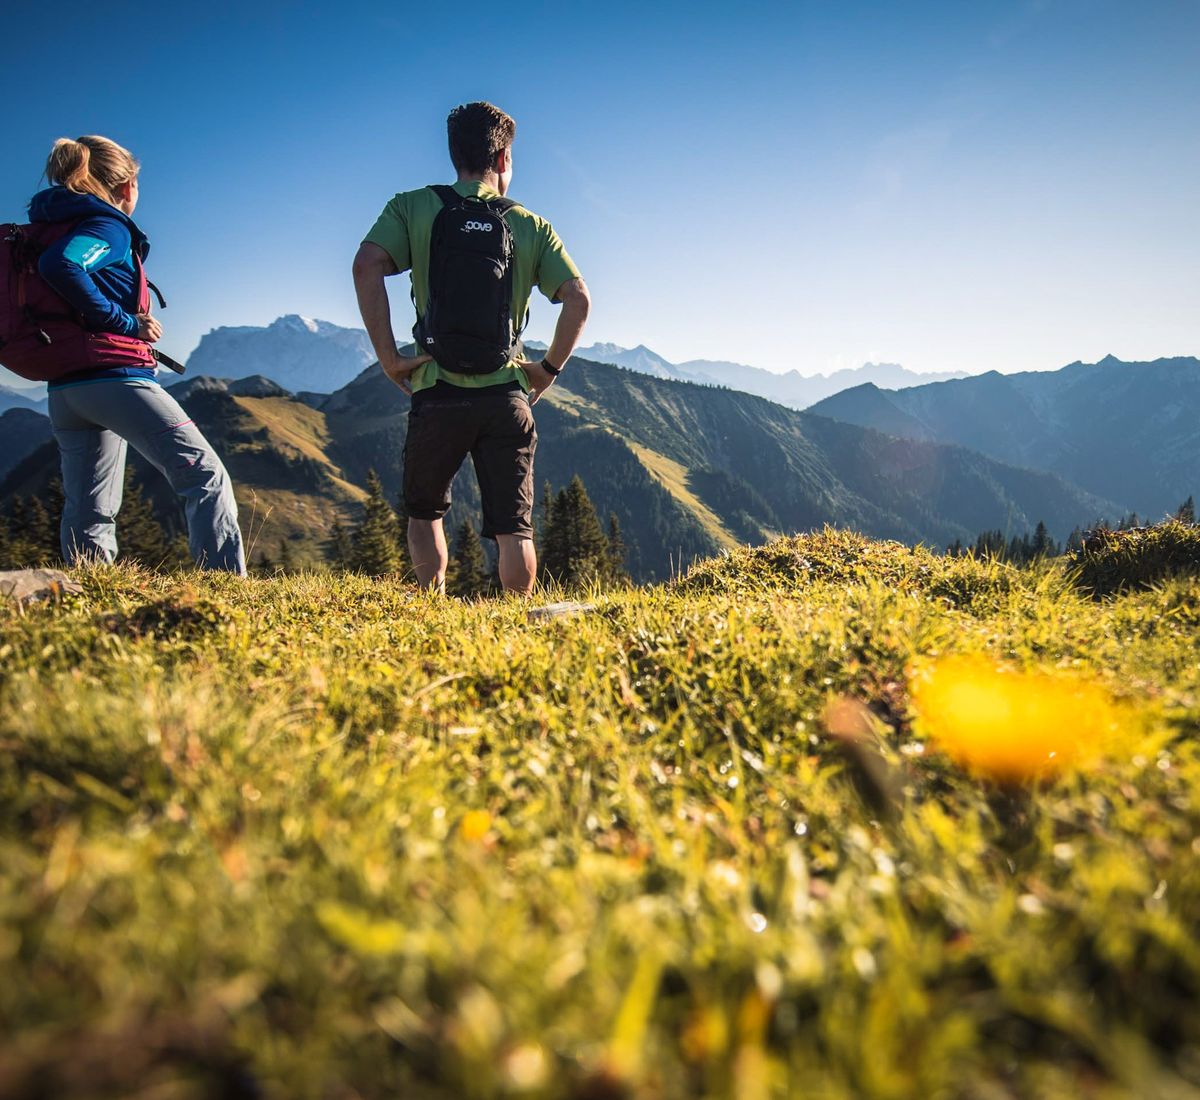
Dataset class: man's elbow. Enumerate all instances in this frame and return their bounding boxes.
[352,243,392,284]
[559,277,591,317]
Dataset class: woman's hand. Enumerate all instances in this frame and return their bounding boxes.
[520,359,557,405]
[381,350,434,394]
[137,313,162,343]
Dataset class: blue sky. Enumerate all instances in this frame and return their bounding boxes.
[3,0,1197,377]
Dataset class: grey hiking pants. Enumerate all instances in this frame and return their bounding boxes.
[47,378,245,574]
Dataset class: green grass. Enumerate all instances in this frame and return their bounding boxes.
[0,530,1198,1099]
[1071,520,1200,597]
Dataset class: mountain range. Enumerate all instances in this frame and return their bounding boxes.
[0,381,47,416]
[185,314,377,394]
[540,342,969,408]
[1,355,1117,580]
[182,318,966,409]
[807,355,1200,519]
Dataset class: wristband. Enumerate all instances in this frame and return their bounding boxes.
[541,356,562,376]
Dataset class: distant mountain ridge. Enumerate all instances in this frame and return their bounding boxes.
[0,383,47,416]
[566,342,968,407]
[185,317,965,407]
[0,409,52,481]
[186,315,376,394]
[807,355,1200,520]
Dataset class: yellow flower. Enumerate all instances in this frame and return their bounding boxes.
[460,810,493,842]
[910,656,1121,783]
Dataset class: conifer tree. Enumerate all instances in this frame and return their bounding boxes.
[1176,496,1196,524]
[448,520,488,598]
[1031,521,1052,559]
[973,529,1005,560]
[169,533,191,567]
[541,475,611,588]
[328,518,353,569]
[17,495,58,564]
[277,538,296,574]
[117,466,172,566]
[351,470,403,574]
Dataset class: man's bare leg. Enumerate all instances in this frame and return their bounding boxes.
[496,534,536,596]
[408,517,448,591]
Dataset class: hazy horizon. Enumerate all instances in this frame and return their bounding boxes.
[3,310,1196,394]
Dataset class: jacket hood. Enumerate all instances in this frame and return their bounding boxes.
[27,186,149,258]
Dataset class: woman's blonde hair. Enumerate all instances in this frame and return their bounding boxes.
[45,135,139,205]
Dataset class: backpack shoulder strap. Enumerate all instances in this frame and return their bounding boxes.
[429,185,461,207]
[429,185,519,215]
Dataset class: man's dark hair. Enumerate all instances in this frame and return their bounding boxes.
[447,102,516,176]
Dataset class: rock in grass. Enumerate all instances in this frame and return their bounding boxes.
[0,569,82,605]
[527,601,596,622]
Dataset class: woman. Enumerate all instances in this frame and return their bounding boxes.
[30,135,244,573]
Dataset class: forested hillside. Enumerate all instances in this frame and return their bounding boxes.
[0,359,1119,579]
[808,355,1200,518]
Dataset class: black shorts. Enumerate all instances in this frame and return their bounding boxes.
[403,384,537,539]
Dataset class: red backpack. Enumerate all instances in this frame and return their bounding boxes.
[0,220,181,381]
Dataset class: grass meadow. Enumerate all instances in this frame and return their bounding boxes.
[1,529,1198,1099]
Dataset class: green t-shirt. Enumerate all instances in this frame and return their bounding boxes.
[363,180,581,394]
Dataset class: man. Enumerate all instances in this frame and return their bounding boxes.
[352,101,590,595]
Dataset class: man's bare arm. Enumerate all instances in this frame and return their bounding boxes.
[546,278,591,368]
[351,242,430,392]
[523,278,591,403]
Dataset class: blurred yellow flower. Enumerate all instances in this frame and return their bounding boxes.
[910,655,1122,783]
[460,810,493,842]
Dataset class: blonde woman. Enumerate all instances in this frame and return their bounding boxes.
[27,135,244,572]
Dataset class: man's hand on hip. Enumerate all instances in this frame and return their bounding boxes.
[381,350,434,395]
[520,359,557,405]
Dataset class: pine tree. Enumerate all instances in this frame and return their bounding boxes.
[1031,521,1052,559]
[117,466,172,566]
[18,495,58,564]
[169,533,191,567]
[606,513,629,584]
[350,470,403,574]
[972,530,1005,560]
[328,518,353,569]
[448,520,488,598]
[1176,496,1196,524]
[541,475,611,588]
[277,538,296,574]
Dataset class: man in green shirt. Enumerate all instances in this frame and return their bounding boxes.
[352,101,590,596]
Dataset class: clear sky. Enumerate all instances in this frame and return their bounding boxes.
[3,0,1197,377]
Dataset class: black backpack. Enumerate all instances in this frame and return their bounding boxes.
[412,185,527,375]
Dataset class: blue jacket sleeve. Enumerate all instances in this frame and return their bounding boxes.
[37,216,140,337]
